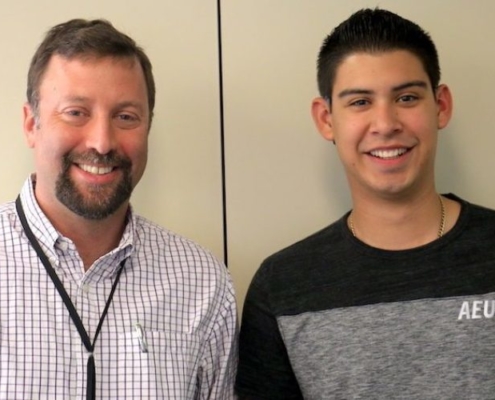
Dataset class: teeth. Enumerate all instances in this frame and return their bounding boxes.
[79,164,113,175]
[370,148,407,159]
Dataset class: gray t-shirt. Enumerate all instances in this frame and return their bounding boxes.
[236,194,495,399]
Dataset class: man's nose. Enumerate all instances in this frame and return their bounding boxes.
[85,117,117,155]
[370,103,403,136]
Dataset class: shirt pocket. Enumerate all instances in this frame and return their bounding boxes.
[114,330,202,399]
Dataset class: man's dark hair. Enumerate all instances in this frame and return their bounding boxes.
[317,8,440,102]
[27,18,155,123]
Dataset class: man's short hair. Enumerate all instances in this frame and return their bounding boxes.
[27,19,155,122]
[317,8,440,102]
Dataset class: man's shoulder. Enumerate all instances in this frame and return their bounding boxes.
[0,200,18,230]
[133,213,217,252]
[461,198,495,218]
[0,200,16,216]
[132,213,226,271]
[449,193,495,233]
[266,217,344,262]
[253,216,347,284]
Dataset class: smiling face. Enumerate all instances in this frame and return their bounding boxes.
[24,54,150,221]
[312,50,452,201]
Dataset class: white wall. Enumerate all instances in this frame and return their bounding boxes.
[2,1,495,313]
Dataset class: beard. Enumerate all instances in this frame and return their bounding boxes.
[55,150,133,220]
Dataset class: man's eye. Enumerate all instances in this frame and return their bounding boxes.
[117,113,138,122]
[115,113,141,128]
[118,114,136,121]
[398,95,418,103]
[350,99,369,107]
[66,110,84,117]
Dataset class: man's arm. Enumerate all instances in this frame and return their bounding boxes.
[199,270,239,400]
[235,266,304,400]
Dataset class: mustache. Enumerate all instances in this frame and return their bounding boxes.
[62,150,132,170]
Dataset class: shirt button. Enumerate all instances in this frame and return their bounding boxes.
[81,284,91,293]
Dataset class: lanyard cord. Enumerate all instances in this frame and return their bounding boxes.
[16,196,126,400]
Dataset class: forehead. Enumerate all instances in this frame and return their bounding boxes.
[332,50,430,94]
[38,54,148,101]
[50,52,138,69]
[40,54,143,85]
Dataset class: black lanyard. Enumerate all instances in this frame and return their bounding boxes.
[16,196,126,400]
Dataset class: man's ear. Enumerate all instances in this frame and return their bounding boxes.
[435,84,453,129]
[311,97,335,142]
[23,103,37,148]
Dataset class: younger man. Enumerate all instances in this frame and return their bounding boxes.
[236,8,495,399]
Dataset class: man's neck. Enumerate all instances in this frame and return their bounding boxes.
[62,214,127,271]
[349,191,460,250]
[43,200,128,270]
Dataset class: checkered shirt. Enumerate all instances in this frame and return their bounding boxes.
[0,177,238,399]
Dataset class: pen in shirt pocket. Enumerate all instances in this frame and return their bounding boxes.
[134,323,148,353]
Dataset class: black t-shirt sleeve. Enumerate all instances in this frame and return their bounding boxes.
[235,264,304,399]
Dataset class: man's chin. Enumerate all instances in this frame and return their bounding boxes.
[58,189,130,220]
[65,200,127,220]
[56,172,133,220]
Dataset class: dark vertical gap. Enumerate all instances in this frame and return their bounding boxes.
[217,0,228,267]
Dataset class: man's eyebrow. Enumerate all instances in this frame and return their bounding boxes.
[337,88,373,99]
[392,80,428,92]
[337,80,429,99]
[62,95,89,103]
[116,100,145,110]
